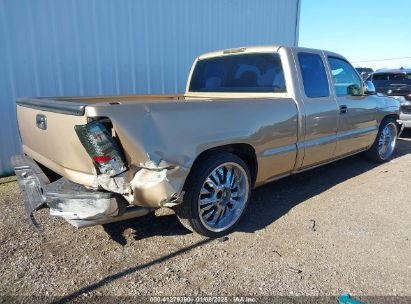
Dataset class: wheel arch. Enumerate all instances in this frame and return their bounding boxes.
[381,114,400,130]
[382,113,399,121]
[189,143,258,187]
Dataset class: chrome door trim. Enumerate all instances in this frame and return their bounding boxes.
[262,126,376,158]
[336,125,378,140]
[263,144,296,156]
[299,125,377,149]
[301,133,337,148]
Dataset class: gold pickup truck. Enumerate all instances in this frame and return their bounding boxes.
[11,45,400,237]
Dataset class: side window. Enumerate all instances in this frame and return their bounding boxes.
[328,57,362,96]
[298,52,329,98]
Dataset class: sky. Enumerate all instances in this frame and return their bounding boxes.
[299,0,411,71]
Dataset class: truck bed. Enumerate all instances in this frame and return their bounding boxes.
[16,94,299,188]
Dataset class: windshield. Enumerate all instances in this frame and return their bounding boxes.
[189,53,286,93]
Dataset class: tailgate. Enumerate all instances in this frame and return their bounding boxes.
[16,98,95,186]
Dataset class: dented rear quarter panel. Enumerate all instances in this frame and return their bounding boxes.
[85,97,299,194]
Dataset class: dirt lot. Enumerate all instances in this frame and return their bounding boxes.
[1,132,411,302]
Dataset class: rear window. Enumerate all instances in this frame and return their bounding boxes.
[372,73,411,82]
[189,53,286,93]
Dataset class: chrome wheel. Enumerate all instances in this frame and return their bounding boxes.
[198,162,250,233]
[378,122,397,160]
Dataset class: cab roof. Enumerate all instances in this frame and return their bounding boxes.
[197,45,344,60]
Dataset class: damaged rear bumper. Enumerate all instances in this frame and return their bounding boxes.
[11,155,152,229]
[95,160,186,208]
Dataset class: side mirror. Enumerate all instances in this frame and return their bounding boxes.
[364,80,376,95]
[347,84,362,96]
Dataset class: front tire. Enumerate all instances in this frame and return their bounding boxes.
[174,152,252,238]
[365,117,398,162]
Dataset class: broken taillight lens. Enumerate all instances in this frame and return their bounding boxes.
[93,155,112,163]
[75,121,127,176]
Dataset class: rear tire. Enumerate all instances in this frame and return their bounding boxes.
[365,117,398,162]
[174,152,252,238]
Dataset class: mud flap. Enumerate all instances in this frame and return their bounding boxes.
[11,155,49,230]
[397,119,406,137]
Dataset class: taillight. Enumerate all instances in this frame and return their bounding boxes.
[93,155,112,163]
[405,93,411,101]
[75,121,127,176]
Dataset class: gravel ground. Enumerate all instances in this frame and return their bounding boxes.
[1,132,410,302]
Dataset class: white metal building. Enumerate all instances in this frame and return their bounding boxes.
[0,0,300,175]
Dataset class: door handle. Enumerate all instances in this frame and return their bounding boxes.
[339,105,348,114]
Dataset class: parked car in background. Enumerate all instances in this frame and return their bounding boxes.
[370,68,411,128]
[356,67,374,80]
[11,45,400,237]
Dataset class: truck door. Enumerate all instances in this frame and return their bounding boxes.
[326,56,378,157]
[295,51,339,168]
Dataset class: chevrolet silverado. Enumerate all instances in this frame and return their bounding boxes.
[12,45,400,237]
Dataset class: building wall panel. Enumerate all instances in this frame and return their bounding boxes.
[0,0,299,175]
